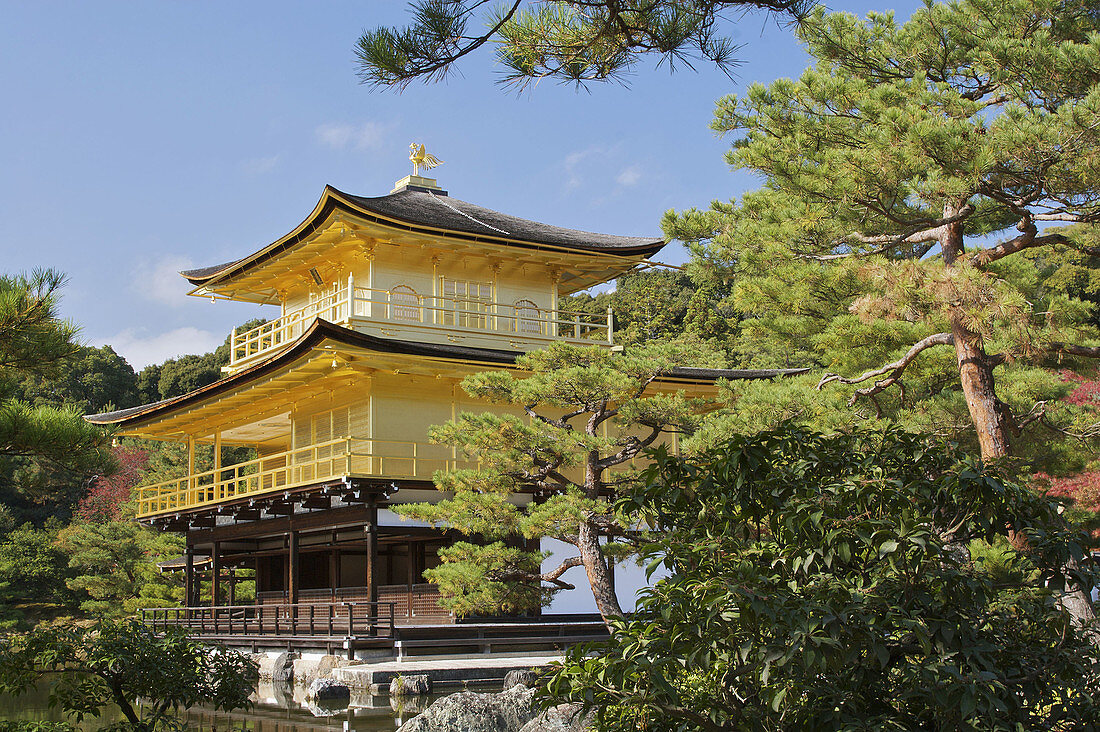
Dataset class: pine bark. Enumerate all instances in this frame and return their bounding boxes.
[578,519,623,623]
[581,443,623,624]
[941,209,1096,629]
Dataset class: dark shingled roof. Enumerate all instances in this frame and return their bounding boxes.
[85,321,808,428]
[182,186,665,285]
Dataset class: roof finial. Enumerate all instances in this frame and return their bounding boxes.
[409,143,443,177]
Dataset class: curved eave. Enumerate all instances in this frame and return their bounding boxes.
[183,186,665,289]
[84,320,516,429]
[85,322,808,430]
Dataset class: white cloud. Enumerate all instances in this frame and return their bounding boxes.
[561,145,610,191]
[241,154,280,175]
[94,327,223,369]
[132,255,195,307]
[616,164,643,187]
[315,121,389,151]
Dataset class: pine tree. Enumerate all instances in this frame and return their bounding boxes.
[395,341,717,623]
[355,0,810,90]
[0,270,113,519]
[666,0,1100,624]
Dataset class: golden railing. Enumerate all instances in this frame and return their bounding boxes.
[229,280,612,367]
[133,437,474,518]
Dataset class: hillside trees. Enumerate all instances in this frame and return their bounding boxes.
[561,267,735,349]
[667,0,1100,622]
[355,0,810,89]
[395,341,722,623]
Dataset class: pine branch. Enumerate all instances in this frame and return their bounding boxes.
[491,555,583,589]
[355,0,810,90]
[817,333,955,405]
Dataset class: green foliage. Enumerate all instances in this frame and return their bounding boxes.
[395,341,715,619]
[134,318,264,403]
[0,618,257,730]
[0,271,116,524]
[8,345,138,416]
[663,0,1100,477]
[0,522,77,629]
[355,0,810,90]
[424,541,551,616]
[547,426,1100,730]
[561,267,734,350]
[55,521,183,617]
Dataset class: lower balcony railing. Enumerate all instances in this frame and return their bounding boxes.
[229,282,612,367]
[140,599,397,638]
[133,437,475,518]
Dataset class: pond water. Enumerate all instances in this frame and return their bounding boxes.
[0,680,463,731]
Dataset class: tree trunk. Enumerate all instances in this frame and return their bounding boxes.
[942,210,1096,631]
[951,319,1011,459]
[578,520,623,624]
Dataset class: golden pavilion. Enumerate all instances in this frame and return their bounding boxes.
[87,160,800,656]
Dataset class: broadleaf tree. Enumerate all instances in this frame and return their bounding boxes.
[395,341,721,624]
[0,619,256,729]
[666,0,1100,623]
[546,426,1100,730]
[355,0,811,90]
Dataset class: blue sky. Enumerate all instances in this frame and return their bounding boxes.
[0,1,921,368]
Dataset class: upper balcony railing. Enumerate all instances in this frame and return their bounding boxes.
[229,278,612,368]
[133,437,476,518]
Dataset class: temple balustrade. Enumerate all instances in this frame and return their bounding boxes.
[228,278,612,369]
[133,436,476,518]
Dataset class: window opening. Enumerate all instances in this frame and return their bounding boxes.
[440,278,492,329]
[390,285,421,322]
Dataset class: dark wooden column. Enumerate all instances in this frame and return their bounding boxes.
[184,545,195,614]
[211,541,221,608]
[228,568,237,606]
[288,530,300,606]
[329,542,338,600]
[366,501,378,622]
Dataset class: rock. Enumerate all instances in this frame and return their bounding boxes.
[390,692,431,717]
[390,673,433,697]
[293,654,345,685]
[271,652,297,684]
[306,699,348,718]
[520,703,594,732]
[305,678,351,703]
[397,685,537,732]
[503,668,539,690]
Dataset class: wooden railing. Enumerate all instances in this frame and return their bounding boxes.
[141,600,396,639]
[256,584,452,623]
[229,279,612,366]
[133,437,476,517]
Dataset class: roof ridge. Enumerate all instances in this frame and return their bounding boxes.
[427,190,513,237]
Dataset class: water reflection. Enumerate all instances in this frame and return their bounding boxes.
[0,679,462,731]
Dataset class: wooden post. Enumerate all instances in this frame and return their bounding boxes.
[347,272,355,320]
[211,541,221,608]
[187,435,196,504]
[184,545,195,616]
[213,431,222,499]
[228,568,237,606]
[334,547,343,597]
[288,531,300,607]
[366,501,378,625]
[550,270,560,338]
[329,545,339,601]
[407,540,416,618]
